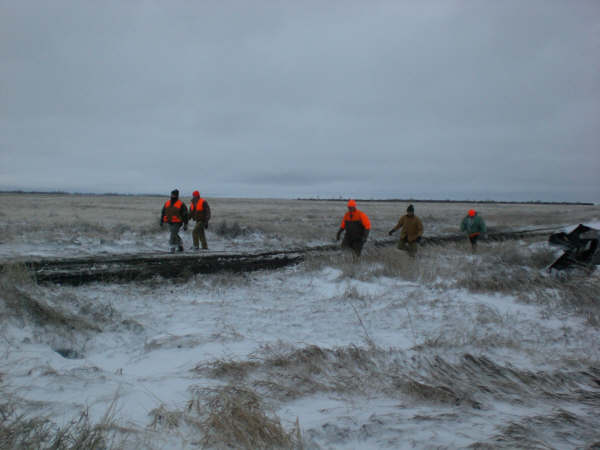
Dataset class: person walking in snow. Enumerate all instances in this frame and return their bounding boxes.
[388,204,424,257]
[460,209,487,252]
[336,199,371,258]
[160,189,188,253]
[189,190,211,250]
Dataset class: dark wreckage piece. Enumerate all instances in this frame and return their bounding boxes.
[548,224,599,271]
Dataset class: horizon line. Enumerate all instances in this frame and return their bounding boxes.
[0,189,595,206]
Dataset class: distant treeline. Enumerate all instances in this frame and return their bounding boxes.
[0,191,594,205]
[297,198,595,206]
[0,190,162,197]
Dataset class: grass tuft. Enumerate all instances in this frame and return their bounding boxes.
[191,385,303,449]
[0,263,37,289]
[0,398,126,450]
[214,220,256,239]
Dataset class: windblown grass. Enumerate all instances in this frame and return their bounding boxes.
[214,220,256,239]
[195,344,480,406]
[476,408,600,449]
[0,395,128,450]
[194,343,600,419]
[0,264,101,333]
[305,238,600,326]
[148,386,304,449]
[195,385,302,449]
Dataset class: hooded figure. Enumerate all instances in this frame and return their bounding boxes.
[460,209,487,251]
[336,199,371,257]
[388,204,424,257]
[160,189,189,253]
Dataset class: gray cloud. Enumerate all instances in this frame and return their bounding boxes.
[1,0,599,202]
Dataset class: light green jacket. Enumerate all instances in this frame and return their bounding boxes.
[460,214,486,234]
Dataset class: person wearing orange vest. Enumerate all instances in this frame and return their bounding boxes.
[160,189,189,253]
[336,199,371,257]
[189,190,211,250]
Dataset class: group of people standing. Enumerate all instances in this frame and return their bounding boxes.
[160,191,486,256]
[336,199,487,258]
[160,189,211,253]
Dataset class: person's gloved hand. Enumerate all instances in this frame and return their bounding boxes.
[416,236,422,243]
[159,220,164,228]
[205,223,209,230]
[183,224,188,231]
[336,229,343,241]
[388,229,394,236]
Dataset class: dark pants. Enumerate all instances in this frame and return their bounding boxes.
[342,237,365,257]
[469,233,480,251]
[397,237,417,257]
[192,222,208,249]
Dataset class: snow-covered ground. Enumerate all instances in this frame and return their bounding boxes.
[1,194,599,448]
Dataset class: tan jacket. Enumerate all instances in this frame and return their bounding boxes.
[395,215,423,242]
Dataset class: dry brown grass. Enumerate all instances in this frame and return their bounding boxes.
[478,408,600,449]
[0,264,101,333]
[451,246,600,326]
[148,405,183,431]
[305,237,600,326]
[147,386,304,449]
[194,344,480,408]
[193,385,303,449]
[0,396,128,450]
[0,262,37,287]
[193,343,597,414]
[213,220,257,239]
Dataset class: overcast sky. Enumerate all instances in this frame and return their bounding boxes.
[1,1,599,202]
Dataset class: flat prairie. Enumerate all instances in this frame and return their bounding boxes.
[1,193,597,255]
[0,193,599,449]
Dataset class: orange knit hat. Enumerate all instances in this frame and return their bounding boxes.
[192,190,200,198]
[468,209,476,217]
[347,199,357,208]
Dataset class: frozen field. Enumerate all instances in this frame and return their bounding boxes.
[1,193,599,449]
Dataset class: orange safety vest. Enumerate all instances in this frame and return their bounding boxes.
[163,199,184,223]
[190,198,205,212]
[340,210,371,230]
